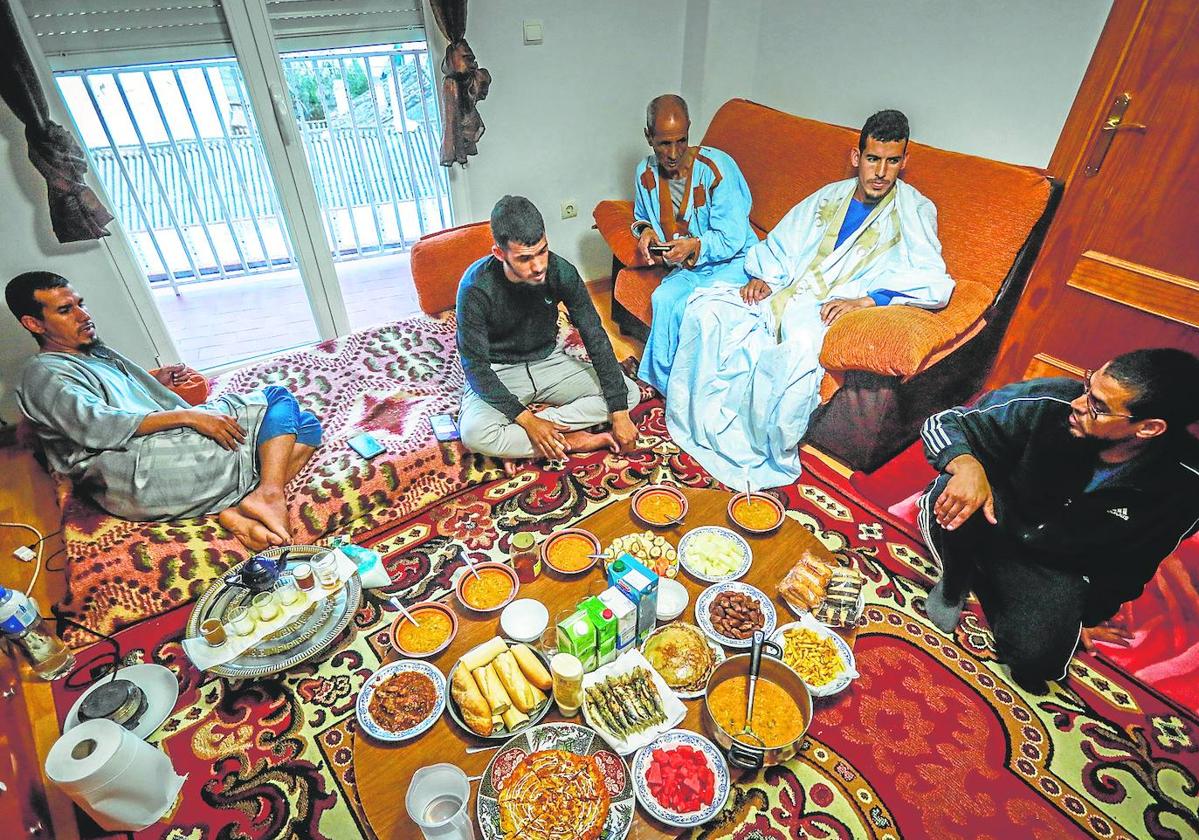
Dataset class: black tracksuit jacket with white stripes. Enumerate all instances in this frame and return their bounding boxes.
[922,377,1199,625]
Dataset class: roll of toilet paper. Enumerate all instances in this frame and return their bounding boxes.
[46,718,186,831]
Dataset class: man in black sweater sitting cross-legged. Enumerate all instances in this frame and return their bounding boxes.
[455,195,641,462]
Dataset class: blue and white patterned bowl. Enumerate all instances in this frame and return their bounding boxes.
[355,659,446,742]
[632,729,730,828]
[678,526,752,583]
[695,581,777,649]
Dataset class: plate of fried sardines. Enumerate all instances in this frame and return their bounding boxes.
[581,648,686,755]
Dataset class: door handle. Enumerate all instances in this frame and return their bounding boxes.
[270,89,296,147]
[1085,92,1148,176]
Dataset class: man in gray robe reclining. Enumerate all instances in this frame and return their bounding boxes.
[7,271,322,551]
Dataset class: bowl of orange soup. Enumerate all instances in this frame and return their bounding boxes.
[631,484,689,528]
[541,529,602,575]
[390,601,458,658]
[727,492,785,535]
[455,562,520,613]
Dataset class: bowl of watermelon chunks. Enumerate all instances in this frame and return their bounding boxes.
[632,729,731,827]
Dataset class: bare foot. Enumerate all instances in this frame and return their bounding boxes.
[237,486,291,544]
[562,430,618,454]
[502,458,530,477]
[219,508,282,551]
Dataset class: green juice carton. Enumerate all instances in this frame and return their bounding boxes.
[578,595,618,667]
[598,586,638,652]
[556,608,597,672]
[611,552,659,645]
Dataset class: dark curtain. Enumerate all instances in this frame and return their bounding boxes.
[0,0,113,242]
[429,0,491,167]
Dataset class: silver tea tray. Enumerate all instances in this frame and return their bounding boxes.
[186,544,362,679]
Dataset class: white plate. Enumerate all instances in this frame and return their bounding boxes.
[678,527,752,583]
[632,729,730,828]
[639,624,725,699]
[63,663,180,740]
[694,582,777,649]
[356,659,446,741]
[770,618,859,697]
[582,649,687,755]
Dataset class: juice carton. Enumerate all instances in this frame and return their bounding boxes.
[597,586,638,652]
[611,552,659,645]
[556,608,597,672]
[578,596,618,667]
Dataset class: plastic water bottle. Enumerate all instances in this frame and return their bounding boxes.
[0,584,74,680]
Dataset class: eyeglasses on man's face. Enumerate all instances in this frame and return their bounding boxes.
[1083,369,1134,421]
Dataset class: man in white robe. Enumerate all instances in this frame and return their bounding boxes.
[668,110,955,489]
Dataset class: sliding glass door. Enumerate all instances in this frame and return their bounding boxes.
[24,0,452,369]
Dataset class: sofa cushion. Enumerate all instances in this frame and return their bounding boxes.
[411,220,494,315]
[819,278,996,377]
[593,200,645,268]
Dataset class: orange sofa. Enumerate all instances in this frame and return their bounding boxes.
[593,99,1061,471]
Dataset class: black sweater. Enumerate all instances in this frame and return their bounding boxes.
[922,377,1199,624]
[455,253,627,422]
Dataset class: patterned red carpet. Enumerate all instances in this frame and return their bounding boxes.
[51,401,1199,839]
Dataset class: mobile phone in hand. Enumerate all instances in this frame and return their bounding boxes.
[647,242,671,254]
[348,432,386,459]
[431,413,460,442]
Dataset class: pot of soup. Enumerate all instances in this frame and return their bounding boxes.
[701,631,812,771]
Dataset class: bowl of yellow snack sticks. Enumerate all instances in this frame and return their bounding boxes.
[769,618,858,697]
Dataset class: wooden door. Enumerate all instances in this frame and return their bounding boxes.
[990,0,1199,383]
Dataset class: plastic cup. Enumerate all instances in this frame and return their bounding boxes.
[405,763,473,840]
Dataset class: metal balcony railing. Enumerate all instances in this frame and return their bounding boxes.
[56,44,450,293]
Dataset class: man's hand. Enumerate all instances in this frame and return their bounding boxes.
[1080,622,1134,651]
[819,296,876,325]
[740,278,772,304]
[663,237,700,267]
[153,364,189,387]
[636,228,663,266]
[934,454,997,530]
[187,410,246,451]
[610,411,638,452]
[516,410,568,460]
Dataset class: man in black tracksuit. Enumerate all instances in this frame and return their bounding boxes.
[918,348,1199,692]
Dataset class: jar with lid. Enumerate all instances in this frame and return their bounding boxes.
[511,532,541,583]
[550,652,584,717]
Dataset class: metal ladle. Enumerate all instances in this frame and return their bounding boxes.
[737,630,778,747]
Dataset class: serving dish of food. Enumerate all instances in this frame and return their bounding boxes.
[726,492,785,534]
[446,636,554,739]
[455,562,520,613]
[777,551,866,627]
[630,484,688,528]
[603,531,678,578]
[581,649,687,755]
[355,659,446,742]
[678,527,752,582]
[641,622,724,698]
[390,601,457,658]
[632,729,730,828]
[769,618,859,697]
[700,636,812,771]
[695,581,777,648]
[541,528,602,575]
[477,721,634,840]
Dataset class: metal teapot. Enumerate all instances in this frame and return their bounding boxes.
[224,549,289,595]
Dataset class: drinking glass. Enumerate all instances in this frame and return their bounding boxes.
[251,591,280,622]
[405,763,473,840]
[276,575,300,606]
[228,605,256,636]
[313,551,341,589]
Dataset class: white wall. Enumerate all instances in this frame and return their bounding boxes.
[0,105,160,425]
[441,0,688,278]
[744,0,1112,166]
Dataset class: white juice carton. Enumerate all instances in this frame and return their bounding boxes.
[611,552,659,645]
[598,586,638,652]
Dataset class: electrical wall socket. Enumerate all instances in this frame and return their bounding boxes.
[561,200,578,220]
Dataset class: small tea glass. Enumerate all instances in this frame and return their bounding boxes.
[228,605,256,636]
[251,591,280,622]
[313,552,341,590]
[276,574,300,606]
[200,618,227,646]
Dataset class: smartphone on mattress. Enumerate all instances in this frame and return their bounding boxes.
[431,413,460,442]
[348,432,386,459]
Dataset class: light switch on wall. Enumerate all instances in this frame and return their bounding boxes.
[523,20,543,45]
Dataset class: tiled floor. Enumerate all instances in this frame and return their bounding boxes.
[152,251,421,370]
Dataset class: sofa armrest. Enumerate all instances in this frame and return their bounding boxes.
[818,279,995,378]
[411,221,494,315]
[592,200,646,268]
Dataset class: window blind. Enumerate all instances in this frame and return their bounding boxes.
[24,0,423,71]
